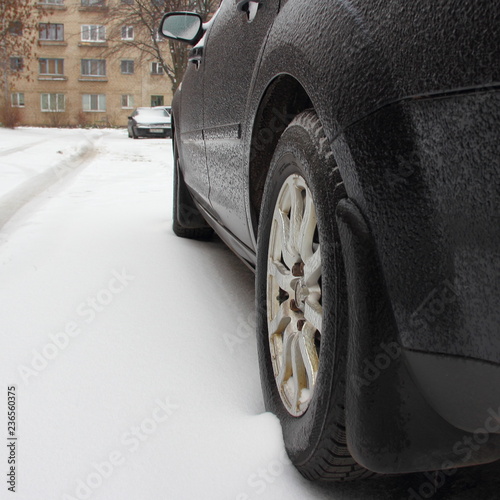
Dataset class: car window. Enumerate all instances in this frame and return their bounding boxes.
[139,109,170,118]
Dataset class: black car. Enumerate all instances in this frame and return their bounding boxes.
[127,107,172,139]
[160,0,500,482]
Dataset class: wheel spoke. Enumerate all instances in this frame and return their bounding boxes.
[268,301,290,338]
[298,322,319,397]
[276,209,296,269]
[304,297,323,333]
[298,193,316,262]
[268,259,293,295]
[289,182,304,256]
[275,325,294,389]
[304,246,321,287]
[290,335,304,411]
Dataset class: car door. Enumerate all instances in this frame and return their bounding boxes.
[202,0,280,247]
[177,35,210,207]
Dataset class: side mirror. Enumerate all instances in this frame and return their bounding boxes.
[159,12,203,45]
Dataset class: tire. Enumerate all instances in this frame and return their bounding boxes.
[256,110,372,481]
[172,134,213,240]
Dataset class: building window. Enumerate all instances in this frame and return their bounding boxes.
[82,94,106,112]
[39,23,64,41]
[39,0,64,4]
[81,0,105,6]
[39,58,64,76]
[121,26,134,40]
[81,25,106,42]
[8,21,23,36]
[81,59,106,77]
[121,0,133,4]
[121,95,134,109]
[41,93,65,112]
[11,93,25,108]
[10,57,24,72]
[151,95,164,107]
[120,60,134,74]
[151,62,164,75]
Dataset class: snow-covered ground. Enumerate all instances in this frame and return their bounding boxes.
[0,127,497,499]
[0,127,100,197]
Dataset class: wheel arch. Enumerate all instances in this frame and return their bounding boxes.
[247,74,313,241]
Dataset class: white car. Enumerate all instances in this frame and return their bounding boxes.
[127,107,172,139]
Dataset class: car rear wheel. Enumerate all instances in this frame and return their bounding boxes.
[256,110,372,481]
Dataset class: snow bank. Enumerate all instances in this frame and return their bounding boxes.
[0,128,101,230]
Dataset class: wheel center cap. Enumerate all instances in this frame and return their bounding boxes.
[294,279,309,309]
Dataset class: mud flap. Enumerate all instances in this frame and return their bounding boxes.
[336,198,500,473]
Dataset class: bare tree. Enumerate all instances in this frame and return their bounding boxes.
[0,0,43,106]
[103,0,219,94]
[194,0,220,21]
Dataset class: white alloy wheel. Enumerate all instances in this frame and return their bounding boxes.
[267,173,322,416]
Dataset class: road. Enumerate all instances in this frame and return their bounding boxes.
[0,129,498,499]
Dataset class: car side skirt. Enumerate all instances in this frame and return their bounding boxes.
[194,199,257,271]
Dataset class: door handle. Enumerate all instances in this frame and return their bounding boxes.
[189,46,203,68]
[236,0,262,22]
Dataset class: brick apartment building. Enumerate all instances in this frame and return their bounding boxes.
[8,0,173,127]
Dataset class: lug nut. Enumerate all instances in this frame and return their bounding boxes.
[292,262,304,277]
